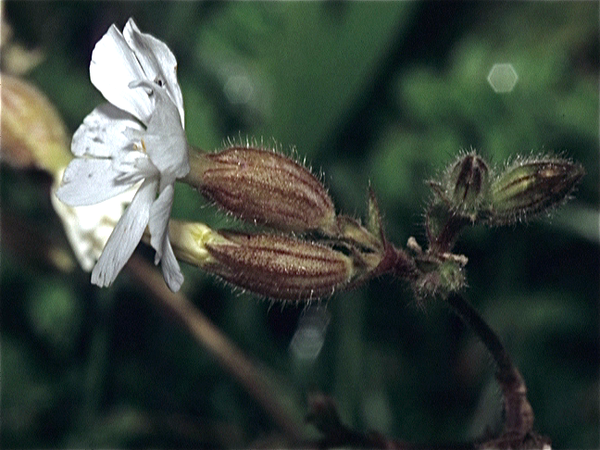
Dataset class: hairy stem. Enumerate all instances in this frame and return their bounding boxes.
[429,213,471,254]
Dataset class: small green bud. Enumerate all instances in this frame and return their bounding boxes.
[429,152,489,220]
[204,231,354,301]
[489,157,585,225]
[186,146,338,234]
[449,153,489,217]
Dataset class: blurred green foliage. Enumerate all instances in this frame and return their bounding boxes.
[2,1,598,448]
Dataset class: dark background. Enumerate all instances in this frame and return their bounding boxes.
[2,2,598,448]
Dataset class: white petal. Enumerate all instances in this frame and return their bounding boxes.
[51,189,96,271]
[137,83,190,178]
[56,158,135,206]
[52,171,138,272]
[160,237,184,292]
[148,184,175,263]
[147,184,184,292]
[113,151,159,185]
[89,24,153,123]
[123,18,185,126]
[72,103,143,158]
[91,179,157,287]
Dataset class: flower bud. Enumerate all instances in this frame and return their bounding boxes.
[186,146,338,234]
[489,157,585,224]
[0,73,71,174]
[449,153,489,216]
[429,152,489,221]
[204,231,354,301]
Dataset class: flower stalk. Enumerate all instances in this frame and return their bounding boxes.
[446,294,543,449]
[125,253,303,442]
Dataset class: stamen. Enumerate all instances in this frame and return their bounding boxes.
[133,140,147,153]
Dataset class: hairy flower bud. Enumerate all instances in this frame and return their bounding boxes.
[186,146,338,234]
[449,153,489,216]
[429,152,489,221]
[489,157,585,225]
[204,231,354,301]
[425,150,485,251]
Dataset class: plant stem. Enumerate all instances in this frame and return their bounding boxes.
[446,294,534,441]
[126,255,303,443]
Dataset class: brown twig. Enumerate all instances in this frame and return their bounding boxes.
[306,293,548,449]
[125,254,303,443]
[446,294,549,449]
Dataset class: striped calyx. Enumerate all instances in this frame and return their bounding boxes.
[490,157,585,225]
[188,146,338,234]
[204,231,354,301]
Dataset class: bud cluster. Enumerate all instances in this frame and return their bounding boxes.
[175,144,407,302]
[173,146,584,303]
[414,151,585,302]
[426,152,584,241]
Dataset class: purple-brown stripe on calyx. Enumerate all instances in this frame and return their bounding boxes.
[490,158,585,224]
[199,147,338,234]
[205,231,354,301]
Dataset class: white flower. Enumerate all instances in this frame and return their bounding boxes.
[56,18,190,292]
[51,169,138,272]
